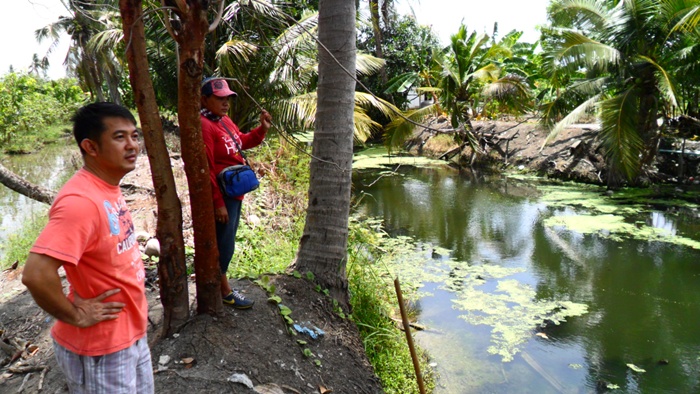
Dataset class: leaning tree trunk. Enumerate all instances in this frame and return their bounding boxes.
[294,0,357,306]
[119,0,190,337]
[0,162,55,205]
[173,0,223,316]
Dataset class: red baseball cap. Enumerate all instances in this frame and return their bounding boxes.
[201,78,237,97]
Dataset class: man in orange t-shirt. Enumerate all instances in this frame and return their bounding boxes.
[22,102,153,393]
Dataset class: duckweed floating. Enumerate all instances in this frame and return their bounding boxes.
[447,265,588,362]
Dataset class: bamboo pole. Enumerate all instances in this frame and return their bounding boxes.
[394,278,426,394]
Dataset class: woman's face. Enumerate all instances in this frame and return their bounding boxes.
[201,95,231,117]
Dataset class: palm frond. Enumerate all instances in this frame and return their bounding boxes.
[548,0,611,30]
[471,63,501,83]
[216,39,259,77]
[225,0,287,21]
[356,53,386,77]
[482,74,532,115]
[384,104,441,151]
[87,28,123,53]
[557,30,620,70]
[273,92,396,144]
[354,92,401,120]
[667,4,700,34]
[542,92,603,148]
[567,76,607,96]
[599,89,645,180]
[637,55,678,107]
[353,110,380,144]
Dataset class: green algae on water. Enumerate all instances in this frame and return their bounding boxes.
[353,147,448,170]
[448,267,588,362]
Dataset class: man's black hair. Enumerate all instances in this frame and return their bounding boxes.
[72,102,137,155]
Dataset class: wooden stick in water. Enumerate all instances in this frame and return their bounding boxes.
[394,278,426,394]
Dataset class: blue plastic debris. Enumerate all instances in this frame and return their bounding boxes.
[293,322,325,339]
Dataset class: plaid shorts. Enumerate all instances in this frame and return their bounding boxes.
[53,337,154,394]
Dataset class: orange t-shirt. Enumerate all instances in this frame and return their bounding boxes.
[31,169,147,356]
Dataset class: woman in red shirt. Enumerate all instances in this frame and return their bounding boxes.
[200,77,271,308]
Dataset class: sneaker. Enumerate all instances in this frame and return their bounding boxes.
[222,289,254,309]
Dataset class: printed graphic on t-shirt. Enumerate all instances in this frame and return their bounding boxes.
[103,198,138,257]
[104,200,120,235]
[221,134,241,157]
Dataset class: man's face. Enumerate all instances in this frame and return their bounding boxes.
[91,117,140,177]
[201,94,231,117]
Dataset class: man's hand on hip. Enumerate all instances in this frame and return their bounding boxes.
[71,289,125,328]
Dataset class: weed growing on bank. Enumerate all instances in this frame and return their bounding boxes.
[1,214,47,269]
[347,218,435,394]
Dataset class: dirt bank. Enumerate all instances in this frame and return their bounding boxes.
[411,117,699,185]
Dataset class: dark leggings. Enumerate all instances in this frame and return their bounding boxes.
[215,197,242,274]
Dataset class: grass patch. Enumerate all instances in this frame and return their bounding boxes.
[1,212,48,269]
[423,134,458,155]
[347,218,435,394]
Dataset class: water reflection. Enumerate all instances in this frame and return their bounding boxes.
[649,211,677,235]
[0,142,77,259]
[353,166,700,393]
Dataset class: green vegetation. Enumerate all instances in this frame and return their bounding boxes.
[540,0,700,182]
[13,0,700,185]
[347,219,436,393]
[1,213,48,269]
[0,73,85,153]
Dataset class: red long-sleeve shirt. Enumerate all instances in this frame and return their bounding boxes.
[201,114,267,209]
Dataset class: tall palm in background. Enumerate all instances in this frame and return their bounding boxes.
[540,0,700,183]
[36,0,123,103]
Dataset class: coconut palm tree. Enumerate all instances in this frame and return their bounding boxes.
[384,24,533,151]
[540,0,700,183]
[293,0,357,303]
[212,4,397,143]
[36,0,123,103]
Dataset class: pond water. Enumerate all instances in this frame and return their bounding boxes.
[353,164,700,393]
[0,141,76,260]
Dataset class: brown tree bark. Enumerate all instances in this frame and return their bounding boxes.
[0,163,55,205]
[119,0,190,337]
[172,0,223,316]
[294,0,357,306]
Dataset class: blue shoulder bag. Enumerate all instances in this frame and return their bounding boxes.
[216,123,259,198]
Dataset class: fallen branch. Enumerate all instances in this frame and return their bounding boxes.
[8,365,47,374]
[38,367,49,392]
[16,372,31,393]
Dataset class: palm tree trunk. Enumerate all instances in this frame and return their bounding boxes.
[119,0,190,337]
[294,0,357,306]
[175,0,223,316]
[638,67,661,171]
[369,0,387,85]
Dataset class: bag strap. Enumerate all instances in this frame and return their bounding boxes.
[220,121,249,165]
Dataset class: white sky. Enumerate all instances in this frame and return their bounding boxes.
[1,0,551,81]
[1,0,70,80]
[396,0,550,44]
